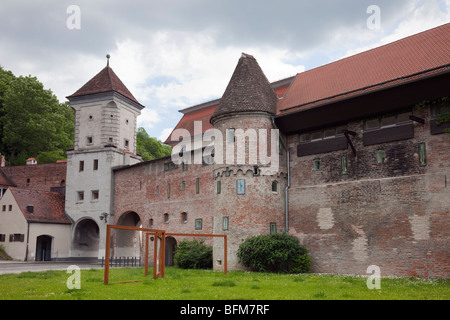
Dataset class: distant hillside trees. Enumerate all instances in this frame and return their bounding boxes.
[136,127,172,161]
[0,66,74,165]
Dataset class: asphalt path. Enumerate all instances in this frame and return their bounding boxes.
[0,261,103,275]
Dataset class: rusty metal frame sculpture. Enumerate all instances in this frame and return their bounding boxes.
[104,225,228,285]
[165,233,227,275]
[104,224,166,284]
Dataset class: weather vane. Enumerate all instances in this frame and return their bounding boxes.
[106,53,111,67]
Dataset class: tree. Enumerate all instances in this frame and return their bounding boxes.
[136,127,172,161]
[0,69,74,165]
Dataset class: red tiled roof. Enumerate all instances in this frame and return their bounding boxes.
[0,168,16,188]
[9,188,70,224]
[67,66,143,107]
[165,105,217,145]
[164,76,293,146]
[278,23,450,114]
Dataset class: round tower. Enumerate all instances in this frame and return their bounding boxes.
[210,53,287,270]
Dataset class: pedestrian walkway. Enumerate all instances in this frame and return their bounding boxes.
[0,260,102,275]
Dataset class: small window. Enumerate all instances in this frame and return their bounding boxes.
[217,180,221,194]
[181,212,187,223]
[365,118,380,130]
[311,131,323,141]
[124,139,130,149]
[88,115,93,120]
[2,205,5,211]
[397,111,412,123]
[336,125,347,135]
[195,218,203,230]
[313,158,321,171]
[381,115,396,127]
[341,156,348,175]
[77,191,84,202]
[376,150,386,164]
[419,143,426,167]
[272,181,278,193]
[0,234,5,242]
[91,190,99,201]
[182,162,189,172]
[86,136,93,145]
[223,217,229,231]
[149,219,154,227]
[432,103,450,117]
[181,181,185,191]
[79,161,84,172]
[93,159,98,171]
[196,178,200,194]
[323,128,336,139]
[167,184,171,198]
[237,179,245,195]
[299,133,310,143]
[270,223,277,235]
[225,167,230,177]
[26,178,30,185]
[164,213,169,223]
[108,137,114,143]
[9,234,24,242]
[226,128,235,143]
[8,205,12,211]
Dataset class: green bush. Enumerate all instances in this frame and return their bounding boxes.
[237,233,311,273]
[174,240,213,269]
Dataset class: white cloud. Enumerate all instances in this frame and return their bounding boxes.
[341,0,450,59]
[158,128,175,143]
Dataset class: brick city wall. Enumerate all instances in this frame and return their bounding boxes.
[287,105,449,278]
[2,162,67,191]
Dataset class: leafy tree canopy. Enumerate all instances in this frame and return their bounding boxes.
[0,66,74,165]
[136,127,172,161]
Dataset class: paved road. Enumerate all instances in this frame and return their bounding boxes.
[0,261,103,275]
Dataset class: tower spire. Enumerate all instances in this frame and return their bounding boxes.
[106,53,111,67]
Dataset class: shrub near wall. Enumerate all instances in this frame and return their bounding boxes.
[237,233,311,273]
[174,240,213,269]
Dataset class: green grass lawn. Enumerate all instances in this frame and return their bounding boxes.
[0,267,448,300]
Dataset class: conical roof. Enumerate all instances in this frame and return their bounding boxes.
[67,66,143,107]
[211,53,278,122]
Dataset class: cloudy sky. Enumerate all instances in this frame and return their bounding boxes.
[1,0,449,142]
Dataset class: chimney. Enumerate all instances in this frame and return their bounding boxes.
[123,149,131,166]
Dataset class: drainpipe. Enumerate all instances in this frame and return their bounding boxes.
[25,221,30,261]
[271,116,290,234]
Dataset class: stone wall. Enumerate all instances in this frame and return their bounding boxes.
[287,105,449,278]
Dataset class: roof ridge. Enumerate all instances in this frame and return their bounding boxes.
[67,65,143,107]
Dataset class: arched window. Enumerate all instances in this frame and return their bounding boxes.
[272,181,278,193]
[181,212,187,223]
[164,213,169,224]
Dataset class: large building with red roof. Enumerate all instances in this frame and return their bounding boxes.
[1,24,449,277]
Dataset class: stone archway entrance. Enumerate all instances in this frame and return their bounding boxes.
[72,218,100,258]
[165,236,177,266]
[115,211,142,257]
[35,235,52,261]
